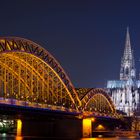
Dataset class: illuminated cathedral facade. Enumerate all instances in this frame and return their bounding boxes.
[107,28,140,116]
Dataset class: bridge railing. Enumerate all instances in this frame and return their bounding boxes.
[0,97,80,114]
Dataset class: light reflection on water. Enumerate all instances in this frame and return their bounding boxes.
[16,136,23,140]
[81,137,140,140]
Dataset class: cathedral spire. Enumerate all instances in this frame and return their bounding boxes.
[120,27,136,80]
[123,27,132,60]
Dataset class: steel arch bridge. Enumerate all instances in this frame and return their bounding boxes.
[80,88,117,117]
[0,37,81,111]
[0,37,117,118]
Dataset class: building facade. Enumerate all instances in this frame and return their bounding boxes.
[107,28,140,116]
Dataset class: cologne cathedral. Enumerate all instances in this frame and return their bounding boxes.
[107,28,140,116]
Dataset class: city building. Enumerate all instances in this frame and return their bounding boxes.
[107,28,140,116]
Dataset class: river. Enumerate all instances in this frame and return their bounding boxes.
[0,135,140,140]
[81,137,140,140]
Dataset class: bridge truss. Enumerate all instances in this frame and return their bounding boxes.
[80,88,117,117]
[0,37,80,111]
[0,37,117,117]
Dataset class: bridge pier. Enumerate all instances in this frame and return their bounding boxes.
[82,119,92,138]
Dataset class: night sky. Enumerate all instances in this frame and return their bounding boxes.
[1,0,140,88]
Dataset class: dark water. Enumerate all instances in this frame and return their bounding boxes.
[81,137,140,140]
[0,135,140,140]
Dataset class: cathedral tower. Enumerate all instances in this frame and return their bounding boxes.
[107,28,140,116]
[120,27,136,80]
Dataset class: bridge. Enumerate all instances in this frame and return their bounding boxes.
[0,37,121,138]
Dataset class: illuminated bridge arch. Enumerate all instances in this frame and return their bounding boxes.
[81,88,116,115]
[0,37,81,110]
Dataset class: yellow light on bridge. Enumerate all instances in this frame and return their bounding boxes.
[91,117,95,122]
[17,119,22,136]
[82,119,92,138]
[96,124,105,131]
